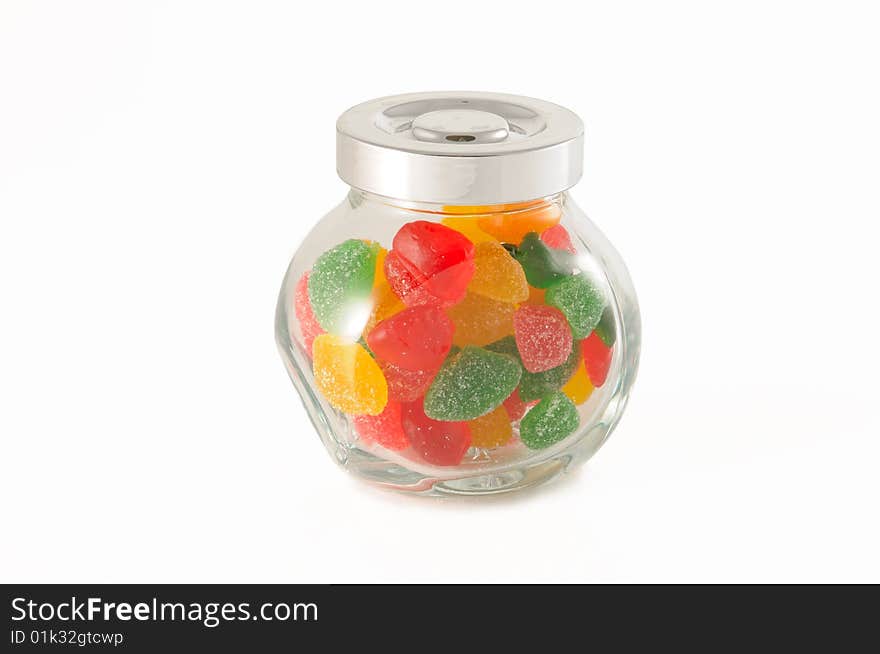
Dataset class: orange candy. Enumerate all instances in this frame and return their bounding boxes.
[468,405,513,449]
[443,201,561,244]
[561,359,594,405]
[469,241,529,303]
[446,292,515,347]
[440,216,495,244]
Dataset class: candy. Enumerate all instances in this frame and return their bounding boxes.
[469,241,529,303]
[352,400,408,451]
[511,232,575,288]
[440,216,495,244]
[381,361,437,403]
[468,406,513,449]
[545,273,606,339]
[387,221,475,307]
[519,392,579,449]
[423,346,521,421]
[446,291,515,347]
[594,304,616,347]
[561,359,594,405]
[402,400,472,466]
[513,305,573,373]
[581,331,612,387]
[294,271,324,355]
[486,335,581,403]
[524,285,546,306]
[540,224,576,253]
[502,387,531,422]
[476,201,561,243]
[309,239,379,336]
[312,334,387,415]
[363,280,406,337]
[366,305,453,371]
[373,246,388,286]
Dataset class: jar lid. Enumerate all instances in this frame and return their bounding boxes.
[336,91,584,205]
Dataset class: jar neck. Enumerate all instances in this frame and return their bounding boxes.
[350,189,566,216]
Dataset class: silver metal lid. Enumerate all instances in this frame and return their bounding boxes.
[336,91,584,205]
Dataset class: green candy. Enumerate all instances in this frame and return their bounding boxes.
[594,304,616,347]
[485,336,580,403]
[308,239,378,335]
[545,273,606,340]
[520,392,579,449]
[510,232,574,289]
[424,346,521,421]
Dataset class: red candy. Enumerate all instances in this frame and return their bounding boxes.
[352,400,409,451]
[513,305,574,373]
[381,361,437,403]
[502,387,532,422]
[386,221,475,307]
[540,224,575,253]
[366,305,453,371]
[294,271,325,356]
[401,400,472,466]
[581,331,612,387]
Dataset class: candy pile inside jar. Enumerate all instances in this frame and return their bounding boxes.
[294,201,615,467]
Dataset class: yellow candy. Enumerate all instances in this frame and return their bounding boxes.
[312,334,388,415]
[373,246,388,289]
[440,216,495,244]
[561,359,594,405]
[447,292,515,347]
[469,241,529,303]
[468,405,512,449]
[477,202,561,244]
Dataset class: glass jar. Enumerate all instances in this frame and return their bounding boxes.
[275,92,640,495]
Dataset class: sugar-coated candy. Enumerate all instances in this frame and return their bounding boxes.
[381,360,437,403]
[545,273,606,340]
[352,400,408,451]
[387,221,475,307]
[519,392,579,450]
[476,201,561,244]
[373,246,388,287]
[363,279,406,337]
[525,285,546,305]
[581,331,612,387]
[512,232,575,289]
[294,271,325,355]
[594,304,616,347]
[540,224,576,253]
[447,291,515,347]
[440,216,495,244]
[469,241,529,303]
[502,387,532,422]
[561,359,594,405]
[513,305,573,373]
[312,334,387,415]
[423,346,521,421]
[468,406,513,449]
[402,400,472,466]
[486,335,581,403]
[366,305,453,371]
[309,239,379,335]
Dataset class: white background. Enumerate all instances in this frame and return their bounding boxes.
[2,0,878,583]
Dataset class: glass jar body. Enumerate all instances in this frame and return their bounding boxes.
[275,190,640,495]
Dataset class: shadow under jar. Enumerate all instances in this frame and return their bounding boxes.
[275,92,640,496]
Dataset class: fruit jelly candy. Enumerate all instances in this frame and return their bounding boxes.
[294,271,324,356]
[594,304,616,347]
[373,246,388,288]
[440,216,495,244]
[469,241,529,303]
[402,400,472,466]
[519,391,579,450]
[513,305,574,373]
[388,221,475,306]
[545,273,606,340]
[525,285,546,306]
[485,335,581,403]
[352,400,408,451]
[423,346,522,421]
[468,405,513,449]
[540,224,576,253]
[446,291,515,347]
[561,359,594,405]
[381,360,437,403]
[581,331,612,387]
[308,239,379,336]
[502,387,531,422]
[312,334,388,416]
[476,202,561,243]
[363,280,406,338]
[512,232,576,289]
[367,305,454,371]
